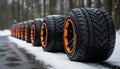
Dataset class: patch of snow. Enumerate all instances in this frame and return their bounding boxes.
[28,20,34,22]
[47,15,62,17]
[34,18,44,21]
[9,36,103,69]
[0,30,10,36]
[107,30,120,66]
[6,30,120,69]
[8,38,109,69]
[23,21,27,23]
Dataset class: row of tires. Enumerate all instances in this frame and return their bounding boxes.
[10,8,116,62]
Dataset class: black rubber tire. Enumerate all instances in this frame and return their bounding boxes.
[21,22,25,40]
[17,23,20,39]
[15,24,17,38]
[15,24,17,37]
[63,8,116,62]
[16,24,19,38]
[19,23,22,39]
[31,19,43,46]
[10,25,14,37]
[26,21,33,43]
[12,25,15,37]
[41,15,65,52]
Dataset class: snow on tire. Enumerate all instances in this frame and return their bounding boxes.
[30,18,43,46]
[63,8,116,62]
[40,15,65,52]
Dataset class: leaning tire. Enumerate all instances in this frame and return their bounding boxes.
[30,18,43,46]
[63,8,116,62]
[41,15,65,52]
[25,20,33,43]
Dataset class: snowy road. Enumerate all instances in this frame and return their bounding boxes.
[0,36,48,69]
[1,30,120,69]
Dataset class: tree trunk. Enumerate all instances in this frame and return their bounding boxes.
[95,0,101,8]
[12,0,15,23]
[60,0,64,14]
[87,0,91,7]
[79,0,84,7]
[105,0,113,14]
[21,0,24,21]
[69,0,74,10]
[115,0,120,29]
[43,0,46,17]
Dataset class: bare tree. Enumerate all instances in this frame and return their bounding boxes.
[105,0,113,14]
[80,0,84,7]
[95,0,101,8]
[115,0,120,29]
[43,0,46,17]
[87,0,91,7]
[69,0,74,10]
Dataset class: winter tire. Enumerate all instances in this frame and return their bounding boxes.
[18,23,22,39]
[16,24,19,38]
[15,24,17,37]
[25,20,33,43]
[63,8,116,62]
[31,18,43,46]
[21,22,26,40]
[41,15,65,52]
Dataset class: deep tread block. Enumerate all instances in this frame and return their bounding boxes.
[64,8,116,62]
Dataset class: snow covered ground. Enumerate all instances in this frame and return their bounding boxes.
[107,31,120,66]
[1,30,120,69]
[0,30,10,36]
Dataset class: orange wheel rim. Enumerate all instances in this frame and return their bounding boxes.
[17,26,18,37]
[18,26,20,38]
[18,26,19,38]
[25,25,28,40]
[31,24,35,44]
[64,18,76,54]
[40,23,48,47]
[16,26,17,37]
[15,26,16,37]
[21,25,23,39]
[21,25,24,39]
[23,25,25,39]
[19,26,21,38]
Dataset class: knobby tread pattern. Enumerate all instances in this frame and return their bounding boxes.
[53,16,65,52]
[32,20,42,46]
[42,15,65,52]
[26,22,32,43]
[42,16,55,51]
[66,8,115,62]
[86,8,109,61]
[21,23,25,40]
[99,9,116,59]
[70,8,89,61]
[18,24,22,39]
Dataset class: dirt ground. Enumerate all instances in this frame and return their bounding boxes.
[0,36,48,69]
